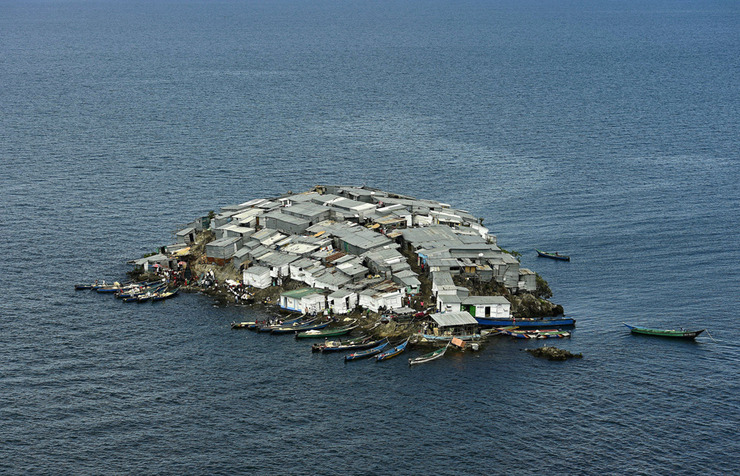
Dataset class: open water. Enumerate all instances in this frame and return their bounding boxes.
[1,1,738,474]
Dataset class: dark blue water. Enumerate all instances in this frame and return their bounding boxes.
[2,1,738,474]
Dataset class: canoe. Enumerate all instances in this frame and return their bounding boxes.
[535,249,570,261]
[409,344,448,366]
[152,288,179,301]
[344,340,389,362]
[312,335,371,352]
[271,320,330,335]
[74,284,94,290]
[116,282,165,298]
[257,316,311,332]
[315,337,384,353]
[231,321,258,329]
[500,328,571,339]
[417,332,481,343]
[375,338,410,362]
[474,316,576,328]
[624,323,704,339]
[295,322,358,339]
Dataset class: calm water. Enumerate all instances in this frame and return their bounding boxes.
[2,1,738,474]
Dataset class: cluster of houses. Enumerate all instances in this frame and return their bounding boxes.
[140,185,536,321]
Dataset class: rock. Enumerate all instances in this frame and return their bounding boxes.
[525,346,582,361]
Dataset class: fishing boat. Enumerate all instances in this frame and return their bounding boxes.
[231,320,259,329]
[314,336,382,353]
[295,321,358,339]
[257,316,310,332]
[344,340,389,362]
[375,338,410,362]
[499,328,571,339]
[74,283,95,290]
[271,320,330,335]
[474,316,576,328]
[116,281,165,298]
[535,249,570,261]
[623,323,704,339]
[151,288,179,301]
[408,344,449,366]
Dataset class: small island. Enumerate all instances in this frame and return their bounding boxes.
[122,185,572,351]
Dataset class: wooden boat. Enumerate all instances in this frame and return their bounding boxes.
[375,338,410,362]
[295,321,358,339]
[257,316,310,332]
[116,281,165,298]
[474,316,576,328]
[231,320,259,329]
[151,288,179,301]
[314,337,383,353]
[623,323,704,339]
[271,320,330,335]
[74,284,94,290]
[409,344,449,366]
[344,340,389,362]
[417,332,481,343]
[500,328,571,339]
[536,249,570,261]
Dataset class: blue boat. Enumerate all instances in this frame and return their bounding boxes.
[375,338,410,362]
[474,316,576,328]
[344,340,389,362]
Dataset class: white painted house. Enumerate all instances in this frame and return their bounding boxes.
[328,289,358,315]
[279,288,326,314]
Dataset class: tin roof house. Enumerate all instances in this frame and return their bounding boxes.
[205,236,241,266]
[243,265,271,289]
[461,296,511,319]
[279,288,326,314]
[262,210,311,235]
[358,281,405,313]
[328,289,358,315]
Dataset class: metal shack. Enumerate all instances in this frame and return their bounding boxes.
[279,288,326,314]
[205,236,241,266]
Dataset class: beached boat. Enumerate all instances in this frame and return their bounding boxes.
[316,337,385,353]
[344,340,389,362]
[116,281,165,298]
[271,320,329,335]
[500,328,571,339]
[409,344,448,366]
[231,320,259,329]
[151,288,179,301]
[257,316,310,332]
[536,249,570,261]
[295,321,358,339]
[474,316,576,328]
[417,332,481,343]
[623,323,704,339]
[375,338,410,362]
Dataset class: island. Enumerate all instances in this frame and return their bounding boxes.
[124,185,572,349]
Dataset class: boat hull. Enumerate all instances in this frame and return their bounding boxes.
[536,249,570,261]
[475,317,576,328]
[624,324,704,339]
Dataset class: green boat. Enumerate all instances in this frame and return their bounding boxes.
[624,323,704,339]
[294,321,358,339]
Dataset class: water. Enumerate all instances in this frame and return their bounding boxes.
[1,1,738,474]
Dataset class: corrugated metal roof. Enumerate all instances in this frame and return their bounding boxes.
[462,296,510,305]
[430,311,478,327]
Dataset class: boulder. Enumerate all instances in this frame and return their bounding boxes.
[526,346,582,361]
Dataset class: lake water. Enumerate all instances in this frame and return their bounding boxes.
[1,1,738,474]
